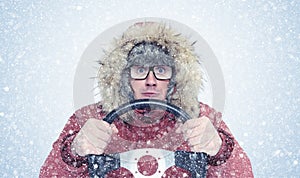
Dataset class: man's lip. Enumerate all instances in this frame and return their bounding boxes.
[142,92,158,97]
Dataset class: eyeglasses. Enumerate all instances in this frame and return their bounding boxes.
[130,65,173,80]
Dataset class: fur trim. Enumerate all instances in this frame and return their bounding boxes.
[97,22,202,118]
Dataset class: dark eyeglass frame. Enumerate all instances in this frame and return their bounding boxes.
[130,65,173,80]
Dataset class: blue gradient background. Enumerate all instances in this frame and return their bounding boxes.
[0,0,299,177]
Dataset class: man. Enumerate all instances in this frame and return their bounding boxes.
[40,21,253,177]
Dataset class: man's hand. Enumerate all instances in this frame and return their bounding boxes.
[71,118,117,156]
[177,116,222,156]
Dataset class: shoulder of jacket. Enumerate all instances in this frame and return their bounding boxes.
[74,103,104,125]
[199,102,222,127]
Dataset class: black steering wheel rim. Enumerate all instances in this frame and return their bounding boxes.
[103,99,191,124]
[87,99,208,178]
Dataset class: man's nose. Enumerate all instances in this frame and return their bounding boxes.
[145,71,157,86]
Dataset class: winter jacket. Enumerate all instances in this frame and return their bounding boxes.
[40,102,253,177]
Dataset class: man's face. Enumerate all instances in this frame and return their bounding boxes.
[130,70,170,100]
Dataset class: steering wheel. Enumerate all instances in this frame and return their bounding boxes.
[87,99,208,178]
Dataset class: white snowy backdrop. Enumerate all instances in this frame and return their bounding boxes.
[0,0,299,177]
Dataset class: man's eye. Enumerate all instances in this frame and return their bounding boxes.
[156,67,165,73]
[137,67,146,73]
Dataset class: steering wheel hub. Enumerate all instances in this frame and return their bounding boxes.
[120,148,175,177]
[137,155,158,176]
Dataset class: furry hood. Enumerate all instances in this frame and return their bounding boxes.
[97,21,202,118]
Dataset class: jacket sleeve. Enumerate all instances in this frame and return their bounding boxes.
[39,114,89,178]
[39,104,104,178]
[200,103,254,177]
